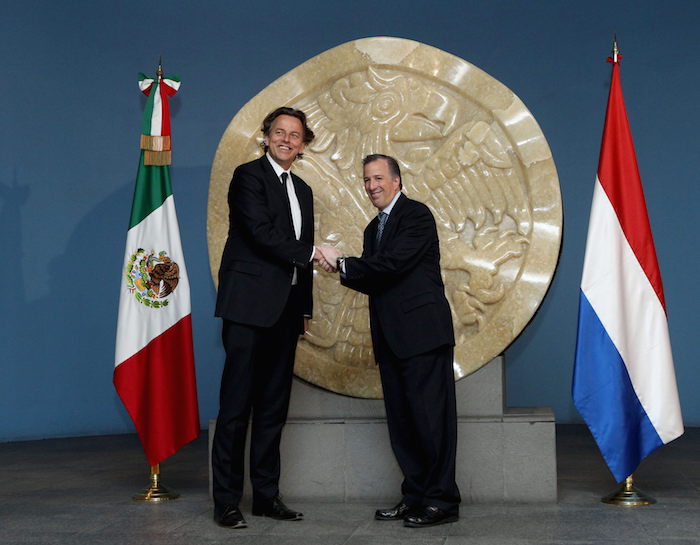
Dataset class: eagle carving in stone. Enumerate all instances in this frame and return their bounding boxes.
[293,66,532,370]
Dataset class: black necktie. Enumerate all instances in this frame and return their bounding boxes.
[281,172,290,207]
[281,171,302,285]
[281,172,301,240]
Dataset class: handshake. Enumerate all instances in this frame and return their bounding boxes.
[313,244,345,273]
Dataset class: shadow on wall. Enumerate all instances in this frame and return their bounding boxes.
[0,172,30,311]
[0,164,219,441]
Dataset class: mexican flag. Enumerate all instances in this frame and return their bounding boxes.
[114,70,199,466]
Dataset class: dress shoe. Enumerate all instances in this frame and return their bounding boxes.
[252,496,303,520]
[404,505,458,528]
[214,504,247,529]
[374,501,414,521]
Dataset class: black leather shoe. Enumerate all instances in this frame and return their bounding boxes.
[252,496,303,520]
[374,501,414,521]
[214,504,247,529]
[404,505,458,528]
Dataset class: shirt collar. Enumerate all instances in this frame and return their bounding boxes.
[380,191,402,217]
[266,152,290,181]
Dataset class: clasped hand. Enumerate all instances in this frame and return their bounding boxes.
[313,244,344,273]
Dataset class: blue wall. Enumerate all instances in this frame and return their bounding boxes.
[1,0,698,441]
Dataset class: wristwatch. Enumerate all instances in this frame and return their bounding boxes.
[336,256,346,271]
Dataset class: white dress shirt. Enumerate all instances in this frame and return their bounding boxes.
[266,153,314,285]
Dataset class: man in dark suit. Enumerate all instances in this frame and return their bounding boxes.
[212,107,333,529]
[327,153,461,527]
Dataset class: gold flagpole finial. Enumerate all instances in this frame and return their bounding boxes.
[156,56,163,82]
[612,34,620,63]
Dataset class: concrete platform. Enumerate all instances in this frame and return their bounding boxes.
[209,356,557,502]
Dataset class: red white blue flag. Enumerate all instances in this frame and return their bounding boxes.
[572,52,683,483]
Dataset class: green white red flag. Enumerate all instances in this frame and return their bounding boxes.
[114,69,199,466]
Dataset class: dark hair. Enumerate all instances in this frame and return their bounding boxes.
[261,106,315,159]
[362,154,402,189]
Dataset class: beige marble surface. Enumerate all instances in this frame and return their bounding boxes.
[208,37,562,398]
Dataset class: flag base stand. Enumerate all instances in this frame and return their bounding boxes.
[133,464,180,502]
[601,475,656,506]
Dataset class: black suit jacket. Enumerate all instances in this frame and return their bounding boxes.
[215,155,314,328]
[341,193,454,359]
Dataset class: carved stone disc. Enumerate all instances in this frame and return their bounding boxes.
[208,37,562,398]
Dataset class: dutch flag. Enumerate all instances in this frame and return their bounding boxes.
[572,54,683,483]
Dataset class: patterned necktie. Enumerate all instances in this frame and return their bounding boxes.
[376,211,388,243]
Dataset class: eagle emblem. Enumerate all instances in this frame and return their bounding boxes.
[125,249,180,308]
[296,66,532,368]
[207,37,562,397]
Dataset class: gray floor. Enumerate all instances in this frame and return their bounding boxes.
[0,425,698,545]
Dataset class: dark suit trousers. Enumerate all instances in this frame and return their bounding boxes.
[374,322,461,514]
[212,287,302,507]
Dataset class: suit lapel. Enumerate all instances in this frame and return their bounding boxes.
[366,216,379,255]
[293,174,313,243]
[376,193,405,247]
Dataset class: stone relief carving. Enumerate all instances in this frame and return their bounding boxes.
[208,37,562,398]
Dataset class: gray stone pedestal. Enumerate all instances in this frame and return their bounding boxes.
[208,356,556,503]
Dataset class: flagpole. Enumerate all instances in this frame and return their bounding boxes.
[115,57,199,500]
[131,60,181,503]
[601,474,656,506]
[597,37,654,508]
[133,464,180,502]
[572,33,683,505]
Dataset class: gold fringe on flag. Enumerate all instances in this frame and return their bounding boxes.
[144,150,172,165]
[140,134,171,152]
